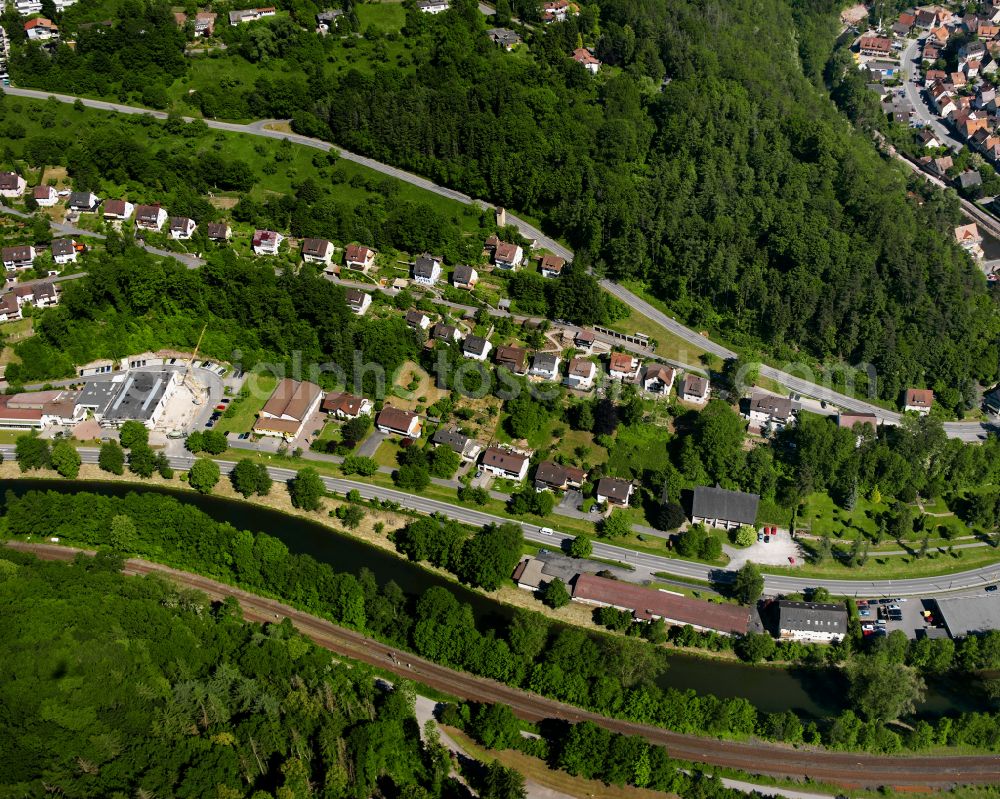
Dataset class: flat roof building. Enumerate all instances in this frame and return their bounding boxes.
[934,595,1000,638]
[76,370,179,429]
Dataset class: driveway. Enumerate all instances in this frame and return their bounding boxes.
[724,530,803,572]
[356,429,386,458]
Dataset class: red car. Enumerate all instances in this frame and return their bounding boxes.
[788,556,795,565]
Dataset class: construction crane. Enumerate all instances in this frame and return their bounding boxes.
[184,325,209,405]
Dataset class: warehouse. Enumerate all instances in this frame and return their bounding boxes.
[933,595,1000,638]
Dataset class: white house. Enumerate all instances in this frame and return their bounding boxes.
[252,229,284,255]
[25,17,58,40]
[481,447,530,481]
[539,254,565,277]
[462,335,492,361]
[345,243,376,273]
[103,199,135,222]
[530,352,560,381]
[322,392,372,420]
[565,357,596,390]
[608,352,638,381]
[0,172,27,199]
[416,0,449,12]
[376,405,422,438]
[168,216,197,240]
[680,373,710,404]
[13,0,42,12]
[412,253,443,285]
[486,235,524,270]
[452,264,479,289]
[405,309,431,330]
[777,600,848,643]
[572,47,601,74]
[301,237,335,266]
[32,185,58,207]
[135,204,168,232]
[596,477,633,507]
[2,246,35,271]
[50,238,78,265]
[904,388,934,415]
[206,221,232,241]
[345,288,372,316]
[642,364,675,395]
[748,392,793,429]
[229,7,276,25]
[68,191,101,212]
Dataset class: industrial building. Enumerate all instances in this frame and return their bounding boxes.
[933,595,1000,638]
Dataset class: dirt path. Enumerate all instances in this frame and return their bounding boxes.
[6,541,1000,790]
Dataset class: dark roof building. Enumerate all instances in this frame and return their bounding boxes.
[777,600,848,642]
[534,460,586,491]
[690,484,759,530]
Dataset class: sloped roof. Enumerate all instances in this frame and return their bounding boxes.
[691,484,759,526]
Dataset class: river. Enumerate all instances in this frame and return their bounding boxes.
[0,479,980,718]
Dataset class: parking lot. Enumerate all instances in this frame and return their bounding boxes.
[857,596,938,639]
[726,528,804,571]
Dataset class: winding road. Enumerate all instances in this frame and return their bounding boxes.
[5,446,1000,597]
[5,540,999,790]
[3,85,994,441]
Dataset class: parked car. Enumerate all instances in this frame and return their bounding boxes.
[237,432,250,440]
[788,556,795,564]
[763,535,770,543]
[859,609,871,617]
[987,585,998,593]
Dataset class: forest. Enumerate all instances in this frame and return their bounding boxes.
[5,0,998,411]
[4,488,1000,755]
[0,548,464,798]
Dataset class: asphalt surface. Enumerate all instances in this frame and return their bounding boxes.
[4,85,991,440]
[4,445,1000,596]
[900,36,964,151]
[7,540,1000,790]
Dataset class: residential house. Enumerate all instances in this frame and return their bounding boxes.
[134,204,167,232]
[958,170,983,192]
[194,11,216,35]
[412,253,443,285]
[608,352,638,381]
[574,329,595,351]
[642,364,675,395]
[680,373,710,404]
[929,83,955,117]
[923,43,941,61]
[534,460,586,492]
[485,235,524,270]
[865,60,898,81]
[432,426,483,460]
[32,185,58,207]
[345,288,372,316]
[572,47,601,73]
[405,309,431,330]
[301,237,334,266]
[13,0,42,12]
[929,24,950,45]
[955,222,985,260]
[229,7,276,25]
[2,246,35,271]
[103,199,135,222]
[316,9,342,31]
[894,12,916,33]
[486,27,521,50]
[462,335,492,361]
[495,344,528,374]
[416,0,449,12]
[169,216,196,240]
[512,557,550,591]
[345,243,376,273]
[530,352,560,381]
[431,322,463,343]
[50,238,78,265]
[25,18,58,40]
[748,392,793,429]
[951,70,968,87]
[858,35,892,57]
[777,600,848,643]
[322,391,372,420]
[481,447,530,481]
[690,484,760,530]
[542,0,569,22]
[376,405,422,438]
[924,68,947,86]
[565,357,596,390]
[206,221,232,241]
[915,8,939,29]
[904,388,934,414]
[959,40,986,65]
[452,264,479,289]
[68,191,100,212]
[917,128,942,148]
[0,292,21,322]
[253,377,323,439]
[252,229,283,255]
[838,412,878,432]
[539,254,565,277]
[596,476,633,507]
[0,172,26,199]
[927,154,953,177]
[571,573,751,634]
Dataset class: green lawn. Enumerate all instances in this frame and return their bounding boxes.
[214,373,279,434]
[355,3,407,33]
[606,423,670,479]
[605,304,713,369]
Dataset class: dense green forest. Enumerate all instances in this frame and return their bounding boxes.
[0,548,463,798]
[5,488,1000,754]
[7,0,999,410]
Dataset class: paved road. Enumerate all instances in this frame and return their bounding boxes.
[8,541,1000,790]
[900,36,964,151]
[3,85,993,441]
[5,446,1000,596]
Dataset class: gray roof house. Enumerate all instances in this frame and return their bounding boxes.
[959,170,983,190]
[690,484,759,530]
[777,600,848,642]
[432,426,482,460]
